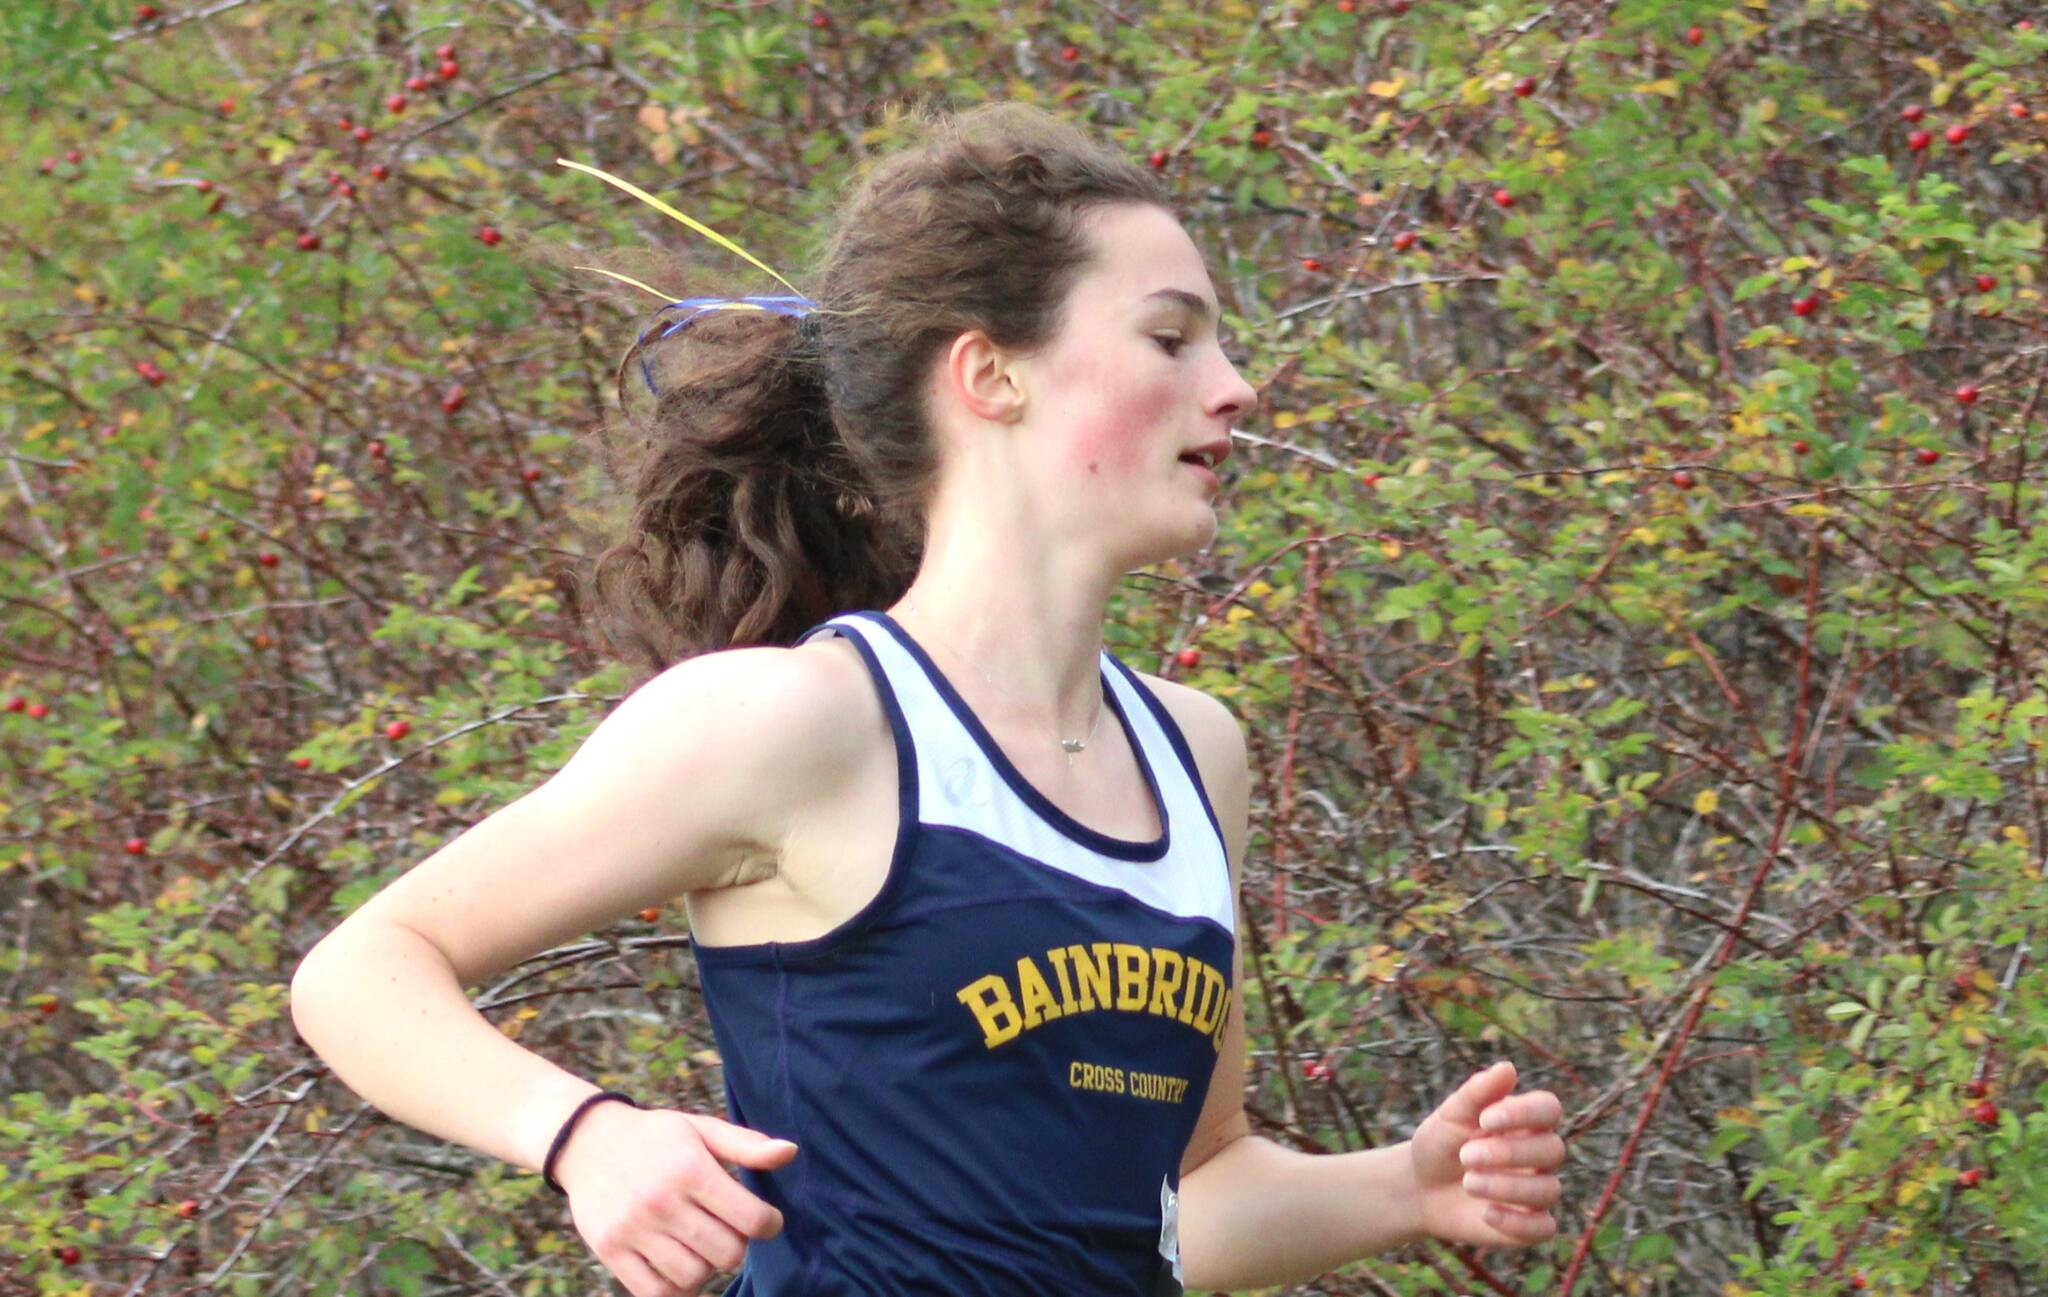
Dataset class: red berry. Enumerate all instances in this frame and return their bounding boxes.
[193,178,213,193]
[638,907,662,922]
[1955,383,1980,405]
[1060,45,1079,62]
[292,756,312,769]
[441,384,466,413]
[521,466,542,483]
[1916,448,1940,466]
[217,97,236,115]
[371,163,392,181]
[352,126,372,143]
[438,59,460,80]
[65,148,83,164]
[4,696,23,712]
[810,12,829,26]
[434,41,457,58]
[1392,230,1418,251]
[37,997,59,1014]
[1902,104,1925,122]
[1492,187,1515,208]
[297,232,321,251]
[1251,128,1273,148]
[137,4,160,19]
[1850,1276,1867,1291]
[1971,1100,1998,1124]
[335,116,353,131]
[368,439,387,458]
[2010,102,2031,119]
[256,551,279,567]
[1670,469,1696,490]
[335,181,356,199]
[1302,1060,1332,1080]
[57,1246,81,1266]
[2020,18,2036,28]
[1975,273,1997,292]
[386,719,411,740]
[1147,150,1168,169]
[125,837,146,855]
[477,225,502,246]
[406,76,430,93]
[1512,75,1537,97]
[1362,472,1381,487]
[1175,647,1201,669]
[1908,130,1932,151]
[1791,439,1810,455]
[176,1199,199,1218]
[26,702,48,719]
[386,94,407,114]
[1387,0,1408,13]
[1946,123,1969,145]
[1965,1079,1990,1099]
[1301,257,1322,272]
[1685,24,1704,44]
[1958,1166,1983,1187]
[1791,294,1819,316]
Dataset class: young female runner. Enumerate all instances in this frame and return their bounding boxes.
[290,99,1565,1296]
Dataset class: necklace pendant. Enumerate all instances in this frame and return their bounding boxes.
[1060,737,1085,753]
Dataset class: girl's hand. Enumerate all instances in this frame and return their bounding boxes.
[551,1101,799,1296]
[1408,1060,1565,1248]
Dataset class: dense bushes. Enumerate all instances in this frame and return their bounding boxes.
[4,2,2045,1293]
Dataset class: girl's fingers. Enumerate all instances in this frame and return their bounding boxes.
[1480,1090,1562,1133]
[1462,1167,1564,1210]
[1485,1201,1558,1241]
[1461,1130,1566,1171]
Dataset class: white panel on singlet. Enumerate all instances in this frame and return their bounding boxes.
[800,612,1234,936]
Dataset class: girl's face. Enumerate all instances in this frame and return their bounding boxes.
[1023,205,1260,567]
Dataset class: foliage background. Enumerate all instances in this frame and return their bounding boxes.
[4,0,2047,1293]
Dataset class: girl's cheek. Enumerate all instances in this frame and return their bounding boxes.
[1065,387,1167,479]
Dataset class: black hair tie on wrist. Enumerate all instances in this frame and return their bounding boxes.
[543,1090,641,1196]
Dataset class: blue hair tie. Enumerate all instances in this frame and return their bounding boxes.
[637,294,817,395]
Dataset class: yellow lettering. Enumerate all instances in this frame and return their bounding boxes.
[1112,942,1151,1011]
[1208,987,1232,1050]
[1176,957,1209,1024]
[1190,963,1225,1033]
[1070,942,1114,1012]
[1148,948,1185,1019]
[956,974,1022,1048]
[1045,945,1079,1014]
[1016,955,1062,1029]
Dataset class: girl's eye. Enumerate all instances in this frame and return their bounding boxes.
[1154,335,1185,357]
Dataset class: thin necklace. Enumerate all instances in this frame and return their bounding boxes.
[898,596,1105,766]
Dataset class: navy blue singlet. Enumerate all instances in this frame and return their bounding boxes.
[692,609,1237,1296]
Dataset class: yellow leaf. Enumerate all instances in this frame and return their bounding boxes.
[1663,649,1694,666]
[1931,81,1954,108]
[1913,56,1942,78]
[1754,97,1777,123]
[1631,79,1681,98]
[1786,503,1831,518]
[74,282,98,304]
[1273,410,1299,429]
[1694,789,1720,815]
[1380,539,1403,560]
[1246,579,1274,599]
[649,134,678,167]
[1367,75,1407,98]
[636,104,670,134]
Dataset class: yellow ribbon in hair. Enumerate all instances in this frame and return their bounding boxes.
[555,158,802,303]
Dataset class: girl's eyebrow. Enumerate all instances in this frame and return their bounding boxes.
[1142,287,1220,326]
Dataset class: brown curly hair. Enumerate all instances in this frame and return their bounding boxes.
[562,97,1172,683]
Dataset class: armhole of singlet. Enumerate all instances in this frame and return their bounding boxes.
[764,615,923,962]
[1105,656,1232,901]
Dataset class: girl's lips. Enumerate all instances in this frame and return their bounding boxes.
[1182,459,1219,489]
